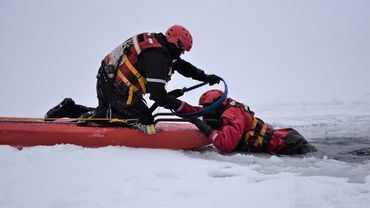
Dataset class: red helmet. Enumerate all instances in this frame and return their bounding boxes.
[198,89,224,106]
[165,25,193,52]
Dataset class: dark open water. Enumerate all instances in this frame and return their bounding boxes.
[310,137,370,163]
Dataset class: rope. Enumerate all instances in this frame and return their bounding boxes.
[0,117,132,124]
[174,78,228,117]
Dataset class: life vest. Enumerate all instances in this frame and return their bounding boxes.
[224,100,272,152]
[103,33,165,105]
[242,116,272,151]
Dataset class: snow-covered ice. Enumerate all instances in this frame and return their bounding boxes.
[0,1,369,207]
[1,97,369,208]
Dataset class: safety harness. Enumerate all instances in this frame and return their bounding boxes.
[104,33,164,105]
[115,53,147,105]
[243,116,271,149]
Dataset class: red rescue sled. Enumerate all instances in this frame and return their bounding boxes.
[0,118,211,150]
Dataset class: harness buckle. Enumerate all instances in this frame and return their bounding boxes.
[133,123,156,135]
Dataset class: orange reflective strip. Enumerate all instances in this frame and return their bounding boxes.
[127,87,134,105]
[253,124,267,148]
[116,70,138,105]
[117,70,132,88]
[244,117,258,141]
[251,117,258,129]
[244,130,253,141]
[123,54,147,94]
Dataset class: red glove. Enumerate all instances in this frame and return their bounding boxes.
[176,102,203,114]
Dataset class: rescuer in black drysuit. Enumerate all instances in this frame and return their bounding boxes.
[44,25,221,126]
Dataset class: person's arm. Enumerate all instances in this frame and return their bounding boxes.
[173,58,221,84]
[210,113,246,153]
[176,102,204,114]
[191,108,250,153]
[140,49,181,110]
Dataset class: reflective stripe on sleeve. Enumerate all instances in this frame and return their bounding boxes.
[146,78,167,84]
[211,133,219,142]
[175,101,185,112]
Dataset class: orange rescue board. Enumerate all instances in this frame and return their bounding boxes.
[0,119,211,150]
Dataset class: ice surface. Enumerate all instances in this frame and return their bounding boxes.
[0,1,369,207]
[1,99,370,208]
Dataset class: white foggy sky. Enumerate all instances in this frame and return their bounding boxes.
[0,0,369,117]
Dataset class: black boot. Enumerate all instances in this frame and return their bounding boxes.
[283,129,317,154]
[44,98,77,120]
[76,105,109,127]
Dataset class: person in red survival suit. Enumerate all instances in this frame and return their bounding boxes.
[176,90,317,154]
[44,25,221,126]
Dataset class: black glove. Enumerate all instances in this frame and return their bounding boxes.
[167,89,185,98]
[205,74,221,85]
[138,111,154,125]
[189,117,214,137]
